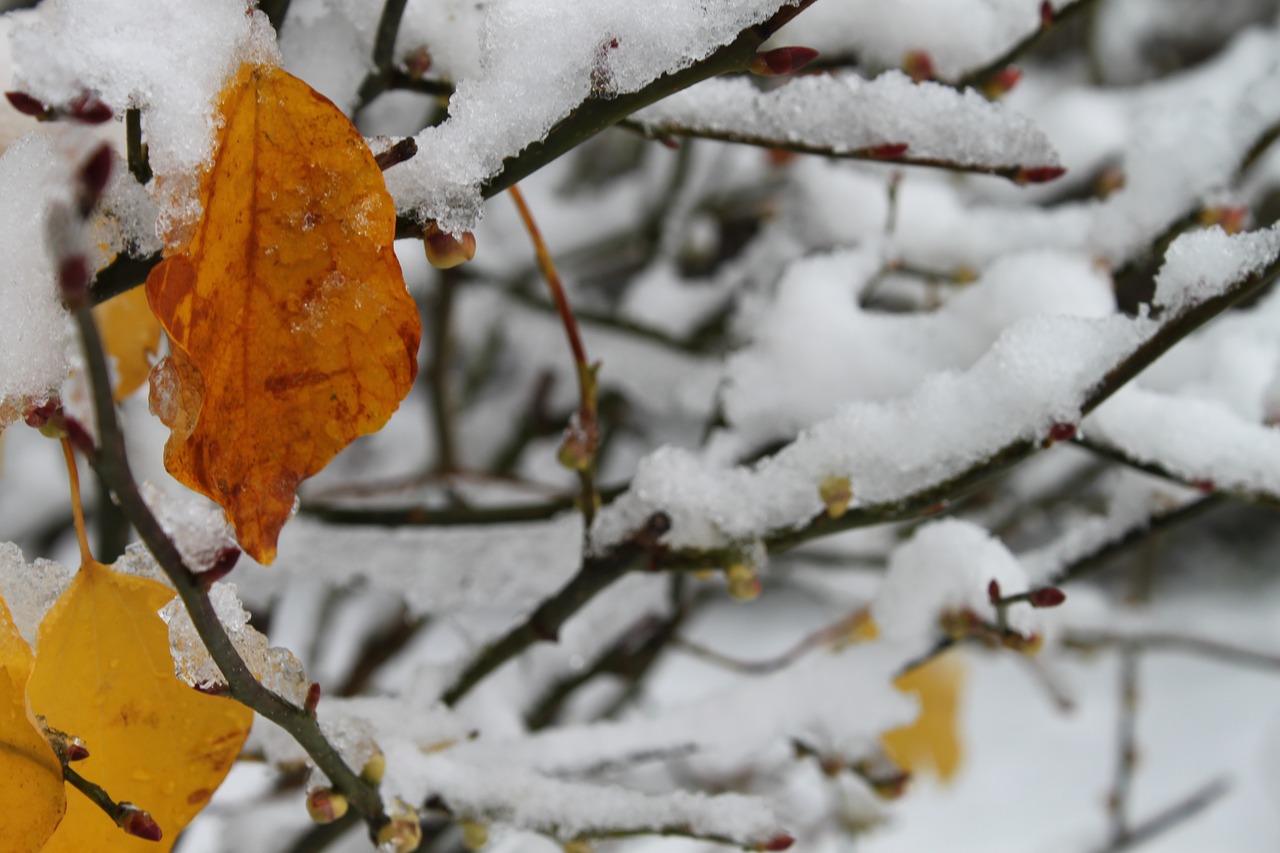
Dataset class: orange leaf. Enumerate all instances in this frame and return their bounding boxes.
[0,595,65,851]
[28,560,253,852]
[94,287,162,402]
[146,62,421,564]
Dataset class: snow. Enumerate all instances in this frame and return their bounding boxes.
[162,581,310,706]
[10,0,279,242]
[1153,224,1280,314]
[387,0,800,232]
[873,520,1036,642]
[632,71,1062,172]
[0,541,72,647]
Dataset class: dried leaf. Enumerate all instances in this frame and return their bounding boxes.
[28,560,252,852]
[146,62,420,563]
[94,287,162,402]
[0,595,65,851]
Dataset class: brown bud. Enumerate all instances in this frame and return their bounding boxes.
[58,255,91,304]
[423,223,476,269]
[64,738,90,762]
[118,804,163,841]
[864,142,909,160]
[303,681,322,716]
[305,788,349,825]
[404,45,433,78]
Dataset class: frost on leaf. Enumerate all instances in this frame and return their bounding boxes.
[145,62,421,564]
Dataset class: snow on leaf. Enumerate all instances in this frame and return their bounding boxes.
[631,71,1062,175]
[0,594,65,852]
[145,62,421,564]
[29,560,252,852]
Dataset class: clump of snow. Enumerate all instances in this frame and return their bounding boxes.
[723,248,1114,446]
[140,481,239,573]
[1152,224,1280,314]
[0,134,76,424]
[632,71,1062,172]
[10,0,280,242]
[593,312,1153,551]
[161,581,310,706]
[0,541,72,646]
[1087,387,1280,498]
[872,519,1034,641]
[388,0,799,232]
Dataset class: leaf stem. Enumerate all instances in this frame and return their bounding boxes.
[59,438,94,566]
[70,304,390,836]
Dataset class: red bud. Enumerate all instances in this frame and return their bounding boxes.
[1016,165,1067,184]
[750,46,819,76]
[759,834,795,851]
[1192,479,1215,494]
[987,579,1002,604]
[1029,587,1066,608]
[304,682,322,715]
[1040,1,1055,27]
[983,66,1022,98]
[119,804,163,841]
[5,90,50,118]
[67,92,112,124]
[865,143,909,160]
[903,50,935,82]
[58,255,91,303]
[1047,422,1077,442]
[64,739,90,762]
[77,143,114,217]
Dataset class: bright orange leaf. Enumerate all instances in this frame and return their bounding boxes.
[146,62,421,564]
[28,559,253,852]
[94,287,162,402]
[0,595,65,851]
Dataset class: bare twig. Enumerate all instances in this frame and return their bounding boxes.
[1064,628,1280,673]
[355,0,412,107]
[1107,645,1140,844]
[958,0,1103,90]
[1092,778,1230,853]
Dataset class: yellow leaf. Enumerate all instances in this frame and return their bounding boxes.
[28,560,252,852]
[145,62,421,564]
[94,287,162,403]
[881,650,965,781]
[0,595,65,851]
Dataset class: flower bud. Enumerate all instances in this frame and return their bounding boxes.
[361,746,387,785]
[424,223,476,269]
[726,563,762,602]
[903,50,935,82]
[305,787,348,824]
[819,475,853,519]
[119,804,163,840]
[981,66,1022,99]
[460,819,489,851]
[1028,587,1066,608]
[749,46,819,77]
[377,799,423,852]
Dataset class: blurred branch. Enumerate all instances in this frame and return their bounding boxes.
[356,0,412,107]
[1092,778,1230,853]
[427,268,461,472]
[1106,644,1140,844]
[1064,628,1280,672]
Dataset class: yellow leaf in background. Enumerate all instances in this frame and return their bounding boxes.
[146,62,421,564]
[0,595,65,851]
[881,650,966,781]
[846,611,966,781]
[28,560,252,852]
[94,287,162,402]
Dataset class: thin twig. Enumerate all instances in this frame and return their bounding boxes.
[62,763,160,839]
[1064,629,1280,673]
[427,268,460,472]
[620,120,1063,184]
[71,305,389,835]
[508,184,600,528]
[356,0,412,107]
[125,108,152,185]
[1092,778,1230,853]
[1107,644,1140,844]
[958,0,1103,90]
